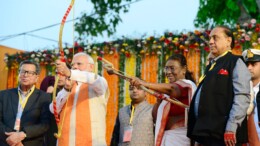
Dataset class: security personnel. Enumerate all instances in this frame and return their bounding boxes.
[242,49,260,145]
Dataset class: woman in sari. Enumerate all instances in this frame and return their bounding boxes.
[131,54,197,146]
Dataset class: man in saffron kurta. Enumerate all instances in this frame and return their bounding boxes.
[49,52,109,146]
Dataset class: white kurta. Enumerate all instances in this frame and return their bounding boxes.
[253,83,260,140]
[50,70,109,146]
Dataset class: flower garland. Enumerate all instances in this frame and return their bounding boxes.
[157,48,164,83]
[118,52,125,109]
[103,53,119,144]
[124,54,136,105]
[6,18,260,110]
[200,47,207,76]
[5,18,260,70]
[141,55,158,104]
[135,55,142,78]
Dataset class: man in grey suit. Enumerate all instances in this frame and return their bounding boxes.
[0,60,51,146]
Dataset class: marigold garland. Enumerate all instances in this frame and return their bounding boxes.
[103,53,119,144]
[124,54,136,105]
[187,49,200,83]
[141,55,158,104]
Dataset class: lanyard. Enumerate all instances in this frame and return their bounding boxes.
[129,105,135,125]
[14,86,35,131]
[199,50,231,83]
[18,86,35,109]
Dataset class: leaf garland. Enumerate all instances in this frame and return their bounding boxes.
[118,52,125,109]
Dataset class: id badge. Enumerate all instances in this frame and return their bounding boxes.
[14,118,21,131]
[123,125,133,142]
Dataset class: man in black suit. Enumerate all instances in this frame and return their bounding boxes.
[0,60,51,146]
[187,26,251,146]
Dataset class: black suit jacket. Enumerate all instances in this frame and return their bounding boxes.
[0,88,51,146]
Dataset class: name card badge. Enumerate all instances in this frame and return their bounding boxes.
[14,118,21,131]
[123,125,133,142]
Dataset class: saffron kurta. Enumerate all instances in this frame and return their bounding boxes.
[50,70,109,146]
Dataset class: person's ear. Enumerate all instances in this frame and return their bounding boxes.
[183,65,187,75]
[89,64,95,72]
[35,75,39,82]
[227,37,232,48]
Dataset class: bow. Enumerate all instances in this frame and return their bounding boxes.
[53,0,75,139]
[97,56,189,108]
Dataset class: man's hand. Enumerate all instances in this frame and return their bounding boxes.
[103,64,114,75]
[224,131,236,146]
[55,60,70,77]
[5,132,26,146]
[129,77,146,87]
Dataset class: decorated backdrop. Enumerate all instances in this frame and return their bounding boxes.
[4,19,260,143]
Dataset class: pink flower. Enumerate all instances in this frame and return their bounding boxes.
[245,35,250,41]
[251,19,257,24]
[243,23,248,27]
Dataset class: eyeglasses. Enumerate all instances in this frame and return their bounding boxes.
[163,66,179,72]
[19,70,37,76]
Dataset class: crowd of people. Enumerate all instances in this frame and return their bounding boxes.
[0,25,259,146]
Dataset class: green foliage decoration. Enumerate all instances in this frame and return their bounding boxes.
[75,0,133,38]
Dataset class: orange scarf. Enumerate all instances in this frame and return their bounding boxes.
[58,83,92,146]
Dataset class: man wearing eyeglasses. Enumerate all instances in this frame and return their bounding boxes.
[50,52,109,146]
[110,85,154,146]
[0,60,51,146]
